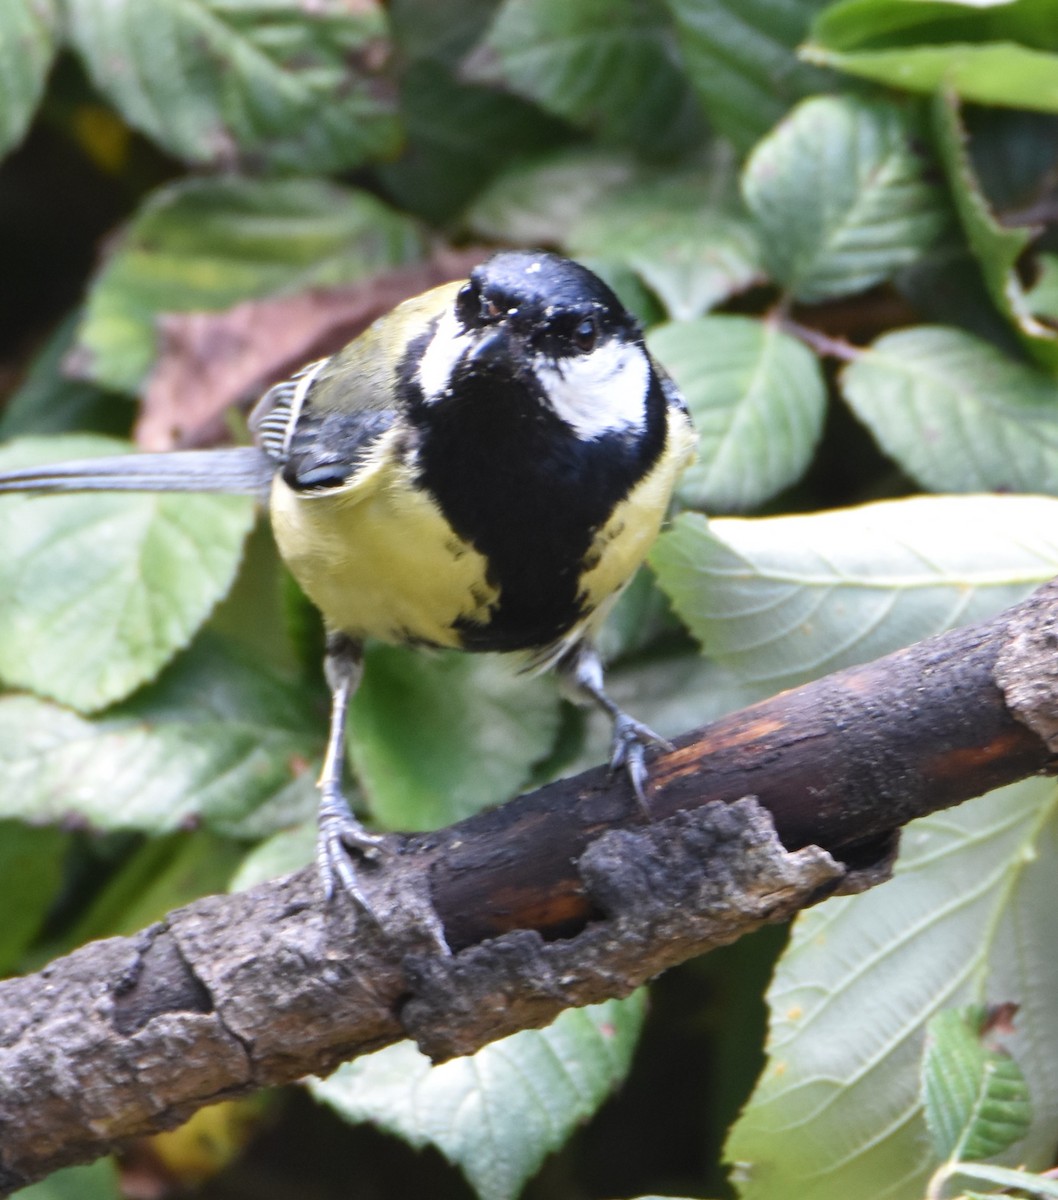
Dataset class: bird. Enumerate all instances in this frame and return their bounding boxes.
[0,250,697,917]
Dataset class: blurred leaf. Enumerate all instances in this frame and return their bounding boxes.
[922,1005,1031,1163]
[727,776,1058,1197]
[228,820,317,892]
[0,313,134,440]
[0,0,58,158]
[464,0,704,157]
[349,644,561,831]
[1029,253,1058,318]
[386,0,498,60]
[569,174,764,320]
[311,994,646,1200]
[77,178,425,394]
[13,1158,121,1200]
[0,437,255,711]
[893,243,1017,347]
[664,0,833,152]
[592,565,684,662]
[0,635,321,838]
[382,0,570,224]
[811,0,1058,53]
[463,146,641,246]
[943,1162,1058,1197]
[933,90,1058,370]
[965,108,1058,215]
[378,63,567,226]
[842,326,1058,492]
[806,0,1058,111]
[648,316,825,511]
[0,820,66,974]
[741,95,949,303]
[66,830,247,944]
[64,0,400,172]
[651,496,1058,690]
[572,258,668,328]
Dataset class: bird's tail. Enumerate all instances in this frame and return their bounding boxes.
[0,446,275,497]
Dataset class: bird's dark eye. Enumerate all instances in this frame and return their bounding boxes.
[573,316,597,353]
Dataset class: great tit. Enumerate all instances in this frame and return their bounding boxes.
[0,250,697,912]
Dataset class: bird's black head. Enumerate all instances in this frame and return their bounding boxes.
[413,251,654,442]
[456,251,639,354]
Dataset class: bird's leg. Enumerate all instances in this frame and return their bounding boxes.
[317,633,389,907]
[560,641,673,817]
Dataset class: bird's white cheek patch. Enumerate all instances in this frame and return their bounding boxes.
[417,307,471,403]
[535,342,649,439]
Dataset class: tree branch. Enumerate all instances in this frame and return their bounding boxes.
[3,579,1058,1194]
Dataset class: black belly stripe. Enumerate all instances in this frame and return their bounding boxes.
[408,362,669,653]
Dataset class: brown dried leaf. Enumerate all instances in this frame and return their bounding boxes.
[138,249,487,450]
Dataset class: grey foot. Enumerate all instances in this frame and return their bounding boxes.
[317,788,389,911]
[610,714,673,815]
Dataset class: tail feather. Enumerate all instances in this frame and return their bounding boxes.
[0,447,275,497]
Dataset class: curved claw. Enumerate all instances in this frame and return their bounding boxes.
[609,714,674,817]
[317,788,390,911]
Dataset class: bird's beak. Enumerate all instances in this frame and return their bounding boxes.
[466,325,517,371]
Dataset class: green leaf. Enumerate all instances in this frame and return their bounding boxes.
[725,776,1058,1198]
[0,0,58,159]
[64,0,400,172]
[741,95,949,303]
[67,831,248,944]
[349,645,561,832]
[945,1161,1058,1198]
[310,994,646,1200]
[77,177,425,394]
[228,820,317,892]
[461,147,640,245]
[664,0,833,152]
[0,436,255,711]
[12,1158,122,1200]
[379,0,574,224]
[805,0,1058,112]
[0,820,67,973]
[464,0,704,156]
[1028,253,1058,320]
[378,68,566,227]
[932,90,1058,370]
[651,496,1058,690]
[591,565,684,662]
[647,316,825,511]
[811,0,1058,56]
[921,1006,1031,1163]
[569,174,764,320]
[808,42,1058,112]
[842,326,1058,493]
[0,635,322,837]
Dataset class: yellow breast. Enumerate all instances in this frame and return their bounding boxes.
[269,404,697,654]
[269,429,498,647]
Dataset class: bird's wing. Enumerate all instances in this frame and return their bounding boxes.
[249,281,461,494]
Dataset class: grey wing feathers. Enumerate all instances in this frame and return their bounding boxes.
[0,446,275,496]
[251,354,401,493]
[249,358,331,462]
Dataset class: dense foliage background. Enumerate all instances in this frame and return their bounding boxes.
[3,1,1058,1198]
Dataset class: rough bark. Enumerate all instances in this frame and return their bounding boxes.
[2,579,1057,1194]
